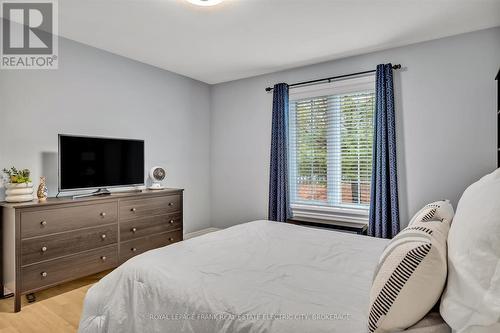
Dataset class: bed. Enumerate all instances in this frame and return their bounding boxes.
[78,220,450,333]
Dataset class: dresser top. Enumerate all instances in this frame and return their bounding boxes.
[0,188,183,209]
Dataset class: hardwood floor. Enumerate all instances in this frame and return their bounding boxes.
[0,270,111,333]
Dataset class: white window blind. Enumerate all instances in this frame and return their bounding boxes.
[288,75,375,221]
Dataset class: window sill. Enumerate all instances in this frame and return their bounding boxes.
[290,204,368,228]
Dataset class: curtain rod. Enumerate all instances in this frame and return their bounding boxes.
[264,64,402,92]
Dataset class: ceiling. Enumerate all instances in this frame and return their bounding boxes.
[56,0,500,84]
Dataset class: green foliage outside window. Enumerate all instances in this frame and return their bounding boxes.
[340,94,374,183]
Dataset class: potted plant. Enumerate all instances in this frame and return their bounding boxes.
[2,167,34,202]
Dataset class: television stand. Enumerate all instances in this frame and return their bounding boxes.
[72,188,111,199]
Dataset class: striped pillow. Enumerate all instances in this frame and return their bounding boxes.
[408,200,454,226]
[368,209,452,332]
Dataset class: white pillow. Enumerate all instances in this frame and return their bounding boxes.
[369,210,451,332]
[408,200,454,226]
[440,168,500,332]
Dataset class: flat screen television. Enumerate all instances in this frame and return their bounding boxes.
[59,135,144,195]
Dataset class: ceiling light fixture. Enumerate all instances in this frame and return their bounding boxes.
[186,0,223,6]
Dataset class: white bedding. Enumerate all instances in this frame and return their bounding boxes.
[78,220,449,333]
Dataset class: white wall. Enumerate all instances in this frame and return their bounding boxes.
[0,37,212,234]
[210,27,500,229]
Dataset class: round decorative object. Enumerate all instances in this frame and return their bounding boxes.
[5,183,34,203]
[148,166,166,190]
[150,167,166,181]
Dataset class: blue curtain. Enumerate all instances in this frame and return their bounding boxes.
[268,83,291,222]
[369,64,400,238]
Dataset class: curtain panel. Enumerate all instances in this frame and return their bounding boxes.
[369,64,400,238]
[268,83,292,222]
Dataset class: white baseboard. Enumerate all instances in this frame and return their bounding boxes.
[184,227,221,240]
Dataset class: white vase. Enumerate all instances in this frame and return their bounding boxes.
[5,183,34,202]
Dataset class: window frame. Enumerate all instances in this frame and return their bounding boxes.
[288,74,376,225]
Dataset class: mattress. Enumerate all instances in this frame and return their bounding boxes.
[78,220,450,333]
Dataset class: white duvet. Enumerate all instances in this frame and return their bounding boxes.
[78,220,394,332]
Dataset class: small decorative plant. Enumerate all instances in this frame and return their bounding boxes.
[2,167,32,184]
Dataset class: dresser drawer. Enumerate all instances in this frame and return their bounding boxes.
[21,203,118,239]
[120,230,182,262]
[21,245,117,293]
[120,195,181,220]
[120,213,182,242]
[21,224,118,266]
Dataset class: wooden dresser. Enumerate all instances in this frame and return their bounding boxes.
[0,188,183,312]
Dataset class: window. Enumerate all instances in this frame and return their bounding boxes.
[288,75,375,224]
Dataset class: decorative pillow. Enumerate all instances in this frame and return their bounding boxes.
[440,168,500,331]
[408,200,454,226]
[368,205,453,333]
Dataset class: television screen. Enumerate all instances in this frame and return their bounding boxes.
[59,135,144,191]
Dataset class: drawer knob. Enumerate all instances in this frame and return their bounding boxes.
[41,271,47,278]
[101,234,107,240]
[131,227,137,233]
[131,208,137,212]
[41,246,48,252]
[169,237,174,242]
[168,202,174,206]
[169,219,174,224]
[100,212,106,217]
[40,220,47,226]
[131,247,137,252]
[101,256,107,261]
